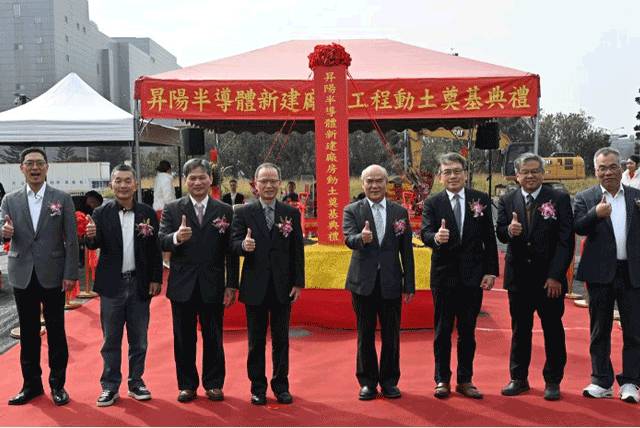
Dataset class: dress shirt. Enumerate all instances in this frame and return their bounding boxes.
[118,208,136,273]
[601,185,627,260]
[173,195,209,245]
[445,188,465,235]
[26,182,47,232]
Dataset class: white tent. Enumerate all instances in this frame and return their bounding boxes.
[0,72,179,146]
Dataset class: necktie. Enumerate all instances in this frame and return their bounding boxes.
[525,194,534,225]
[265,206,274,230]
[195,203,204,225]
[373,203,385,244]
[453,194,463,238]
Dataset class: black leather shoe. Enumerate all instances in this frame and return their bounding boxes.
[382,385,402,399]
[544,383,561,401]
[205,388,224,401]
[501,379,530,396]
[8,387,44,405]
[51,388,70,406]
[251,393,267,405]
[276,391,293,404]
[177,389,197,403]
[434,382,451,399]
[358,385,378,401]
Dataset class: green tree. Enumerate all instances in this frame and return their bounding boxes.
[0,144,27,163]
[55,146,80,162]
[89,145,128,169]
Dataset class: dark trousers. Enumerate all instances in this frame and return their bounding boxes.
[508,289,566,384]
[13,270,68,391]
[245,280,291,395]
[351,275,402,389]
[588,262,640,388]
[99,278,150,391]
[432,286,482,384]
[171,281,225,390]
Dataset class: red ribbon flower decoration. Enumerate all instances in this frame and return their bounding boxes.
[308,43,352,69]
[75,211,89,237]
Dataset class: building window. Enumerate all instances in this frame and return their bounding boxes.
[96,63,100,75]
[14,43,23,50]
[76,23,80,30]
[38,77,45,84]
[83,26,86,33]
[36,57,44,63]
[34,16,42,24]
[64,15,68,23]
[36,37,43,44]
[13,3,20,17]
[150,56,156,63]
[66,54,70,62]
[15,83,25,90]
[65,35,69,42]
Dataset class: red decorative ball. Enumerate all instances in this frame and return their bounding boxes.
[308,43,352,69]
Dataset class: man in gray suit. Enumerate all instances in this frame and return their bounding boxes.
[1,147,78,406]
[574,147,640,404]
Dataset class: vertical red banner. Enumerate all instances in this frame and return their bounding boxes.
[314,65,350,244]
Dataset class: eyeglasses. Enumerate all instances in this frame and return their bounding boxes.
[256,179,280,185]
[440,168,465,176]
[517,168,543,176]
[597,164,621,173]
[23,160,46,168]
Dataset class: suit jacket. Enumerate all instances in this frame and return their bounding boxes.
[496,185,574,292]
[421,188,499,288]
[1,184,78,289]
[158,196,239,303]
[343,198,415,298]
[222,192,244,206]
[85,200,162,299]
[230,200,305,306]
[574,184,640,287]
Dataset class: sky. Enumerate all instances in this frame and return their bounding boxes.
[88,0,640,135]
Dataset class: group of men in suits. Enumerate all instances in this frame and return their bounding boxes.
[1,146,639,407]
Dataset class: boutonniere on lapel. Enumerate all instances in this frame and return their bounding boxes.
[469,199,486,218]
[538,200,557,220]
[212,216,230,234]
[393,218,407,236]
[48,200,63,216]
[276,216,293,238]
[136,218,154,238]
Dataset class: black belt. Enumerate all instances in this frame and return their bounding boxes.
[121,271,136,280]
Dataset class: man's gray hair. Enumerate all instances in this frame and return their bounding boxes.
[360,164,389,181]
[111,163,136,180]
[254,162,281,180]
[183,158,212,177]
[437,152,467,172]
[514,152,545,172]
[593,147,620,168]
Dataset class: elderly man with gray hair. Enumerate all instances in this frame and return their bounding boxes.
[574,147,640,404]
[496,152,574,401]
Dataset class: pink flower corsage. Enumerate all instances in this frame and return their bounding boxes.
[469,199,486,218]
[276,216,293,238]
[136,218,154,237]
[48,200,63,216]
[393,218,407,236]
[538,200,557,220]
[212,216,230,234]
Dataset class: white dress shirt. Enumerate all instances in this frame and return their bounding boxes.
[445,188,465,237]
[621,169,640,190]
[27,182,47,232]
[119,208,136,273]
[520,185,542,203]
[601,185,627,260]
[366,197,387,243]
[173,195,209,245]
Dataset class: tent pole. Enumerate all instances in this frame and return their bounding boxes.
[133,100,142,202]
[533,97,541,154]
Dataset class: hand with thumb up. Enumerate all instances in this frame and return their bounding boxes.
[2,215,13,239]
[508,212,523,237]
[361,220,373,244]
[176,214,192,243]
[596,194,612,218]
[243,228,256,252]
[85,214,97,239]
[435,218,449,244]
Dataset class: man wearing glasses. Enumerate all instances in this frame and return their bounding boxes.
[421,153,498,400]
[496,153,574,401]
[574,147,640,404]
[230,163,305,406]
[1,148,78,406]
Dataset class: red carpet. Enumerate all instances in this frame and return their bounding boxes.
[0,256,637,426]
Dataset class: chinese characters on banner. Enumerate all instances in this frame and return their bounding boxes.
[137,78,539,120]
[313,66,350,244]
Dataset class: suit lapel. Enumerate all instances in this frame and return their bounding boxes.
[461,191,473,242]
[202,198,218,228]
[250,200,271,239]
[527,186,547,238]
[440,191,461,241]
[383,200,394,246]
[19,187,35,237]
[359,198,379,247]
[624,185,635,235]
[34,186,53,238]
[595,187,616,236]
[111,203,124,250]
[179,197,200,230]
[513,190,527,236]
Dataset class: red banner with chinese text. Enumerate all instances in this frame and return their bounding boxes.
[314,66,350,245]
[136,76,539,120]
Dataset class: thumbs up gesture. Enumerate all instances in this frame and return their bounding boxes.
[2,215,13,239]
[176,214,192,243]
[243,227,256,252]
[596,194,612,218]
[361,220,373,244]
[508,212,523,237]
[435,218,449,244]
[85,214,96,239]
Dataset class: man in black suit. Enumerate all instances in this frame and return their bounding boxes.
[159,158,239,403]
[85,164,162,407]
[230,163,305,406]
[496,153,574,401]
[222,178,245,206]
[343,164,415,401]
[282,181,299,204]
[421,152,499,400]
[574,147,640,404]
